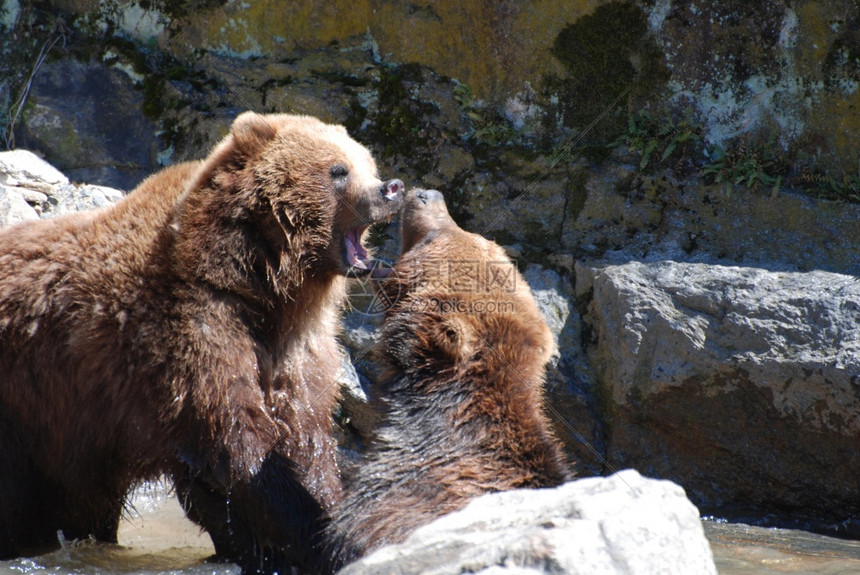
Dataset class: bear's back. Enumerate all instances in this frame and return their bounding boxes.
[0,162,198,324]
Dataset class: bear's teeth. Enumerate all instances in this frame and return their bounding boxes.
[345,227,369,268]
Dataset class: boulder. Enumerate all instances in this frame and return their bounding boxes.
[577,260,860,522]
[0,149,124,225]
[0,185,39,225]
[0,148,68,186]
[338,469,717,575]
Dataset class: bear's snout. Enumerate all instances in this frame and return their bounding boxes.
[382,179,404,202]
[415,189,444,205]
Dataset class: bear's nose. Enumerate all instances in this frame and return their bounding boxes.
[416,189,444,205]
[382,179,404,202]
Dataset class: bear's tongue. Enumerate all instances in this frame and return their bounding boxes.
[345,226,369,270]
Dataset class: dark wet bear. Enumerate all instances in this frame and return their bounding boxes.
[324,189,571,570]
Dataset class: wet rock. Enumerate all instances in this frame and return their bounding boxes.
[577,260,860,521]
[522,264,571,358]
[335,350,381,452]
[338,469,717,575]
[340,308,386,384]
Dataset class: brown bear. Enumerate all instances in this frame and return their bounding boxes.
[0,112,403,573]
[323,189,571,571]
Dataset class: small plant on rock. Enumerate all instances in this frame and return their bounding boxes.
[615,110,702,170]
[793,169,860,203]
[454,83,515,145]
[703,136,785,197]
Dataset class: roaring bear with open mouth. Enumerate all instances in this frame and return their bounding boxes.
[0,112,402,573]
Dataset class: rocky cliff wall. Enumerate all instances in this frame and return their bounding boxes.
[11,1,860,176]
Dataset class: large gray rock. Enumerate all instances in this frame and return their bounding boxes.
[338,469,717,575]
[577,260,860,519]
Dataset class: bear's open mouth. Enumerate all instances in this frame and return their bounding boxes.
[344,226,370,270]
[344,226,394,278]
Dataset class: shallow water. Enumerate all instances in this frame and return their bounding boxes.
[706,520,860,575]
[0,482,236,575]
[2,482,859,574]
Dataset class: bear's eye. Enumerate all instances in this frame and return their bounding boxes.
[330,165,349,179]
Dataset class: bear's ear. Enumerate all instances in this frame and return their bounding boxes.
[432,315,475,364]
[231,112,278,156]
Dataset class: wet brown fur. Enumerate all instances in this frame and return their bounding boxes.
[323,189,571,571]
[0,113,400,573]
